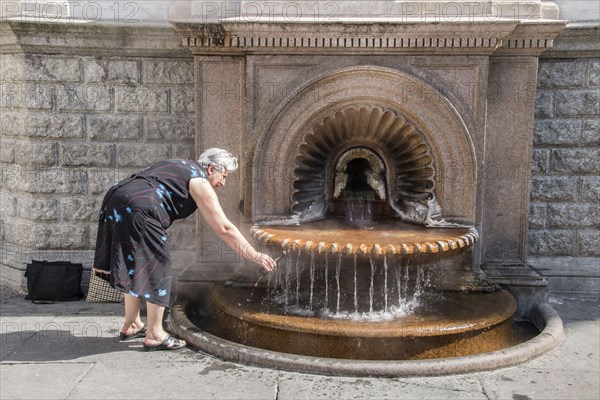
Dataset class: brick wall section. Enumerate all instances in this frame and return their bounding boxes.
[0,45,196,289]
[530,58,600,258]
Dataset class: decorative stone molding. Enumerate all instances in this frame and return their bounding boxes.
[496,21,569,55]
[172,21,519,55]
[0,21,190,57]
[541,23,600,58]
[172,20,566,56]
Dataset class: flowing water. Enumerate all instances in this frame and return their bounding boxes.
[267,250,436,321]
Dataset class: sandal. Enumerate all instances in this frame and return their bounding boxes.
[143,334,186,351]
[119,325,147,341]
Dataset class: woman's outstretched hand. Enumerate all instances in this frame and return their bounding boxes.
[254,252,277,273]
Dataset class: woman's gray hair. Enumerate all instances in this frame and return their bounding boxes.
[197,148,239,173]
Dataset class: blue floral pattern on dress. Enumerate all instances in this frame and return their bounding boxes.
[93,159,206,307]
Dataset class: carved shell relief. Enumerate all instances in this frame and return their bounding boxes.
[292,106,436,216]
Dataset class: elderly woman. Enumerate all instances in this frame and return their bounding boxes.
[92,148,276,351]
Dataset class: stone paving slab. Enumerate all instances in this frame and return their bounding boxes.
[276,373,488,400]
[0,362,94,400]
[1,316,57,359]
[69,359,279,400]
[478,366,600,400]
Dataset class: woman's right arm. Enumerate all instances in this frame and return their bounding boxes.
[188,177,276,272]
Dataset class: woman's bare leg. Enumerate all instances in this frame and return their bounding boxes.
[121,293,144,334]
[144,302,186,346]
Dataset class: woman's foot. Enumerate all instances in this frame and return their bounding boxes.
[143,334,186,351]
[119,321,146,341]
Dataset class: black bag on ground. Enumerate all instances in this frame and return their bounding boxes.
[24,260,84,303]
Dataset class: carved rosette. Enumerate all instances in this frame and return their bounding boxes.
[292,106,435,214]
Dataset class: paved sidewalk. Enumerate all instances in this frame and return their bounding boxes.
[1,287,598,400]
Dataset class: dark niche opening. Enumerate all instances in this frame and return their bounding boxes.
[331,147,387,222]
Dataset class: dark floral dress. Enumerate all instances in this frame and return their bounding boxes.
[93,160,205,307]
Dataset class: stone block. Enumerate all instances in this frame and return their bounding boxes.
[172,144,196,160]
[109,61,140,84]
[529,203,546,228]
[83,58,107,83]
[16,197,58,221]
[61,143,114,167]
[528,229,575,256]
[589,61,600,87]
[0,192,17,217]
[4,222,88,250]
[34,224,89,250]
[0,113,85,139]
[116,86,168,113]
[2,55,80,83]
[56,84,111,111]
[531,149,549,173]
[551,149,600,173]
[0,111,25,137]
[0,54,20,81]
[20,168,87,194]
[538,61,587,88]
[14,141,58,166]
[88,115,141,140]
[85,59,139,84]
[582,120,600,144]
[530,176,578,201]
[581,177,600,201]
[534,91,554,118]
[24,84,55,110]
[0,163,22,189]
[62,197,103,222]
[145,116,194,141]
[25,113,84,139]
[142,61,193,84]
[555,90,600,117]
[1,83,54,110]
[115,144,170,167]
[171,87,195,113]
[0,140,15,163]
[579,230,600,257]
[87,168,136,194]
[533,120,584,145]
[548,204,600,228]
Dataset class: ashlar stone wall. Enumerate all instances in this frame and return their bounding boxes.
[528,26,600,297]
[0,22,196,290]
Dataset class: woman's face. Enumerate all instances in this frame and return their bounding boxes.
[207,164,229,188]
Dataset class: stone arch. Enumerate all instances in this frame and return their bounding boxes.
[252,66,476,223]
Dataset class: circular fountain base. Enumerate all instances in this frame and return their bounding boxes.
[204,285,519,360]
[171,295,564,377]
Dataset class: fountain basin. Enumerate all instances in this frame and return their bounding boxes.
[252,220,478,255]
[207,285,520,360]
[170,297,564,376]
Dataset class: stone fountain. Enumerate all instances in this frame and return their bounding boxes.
[168,1,567,375]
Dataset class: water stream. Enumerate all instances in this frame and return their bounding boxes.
[267,249,435,321]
